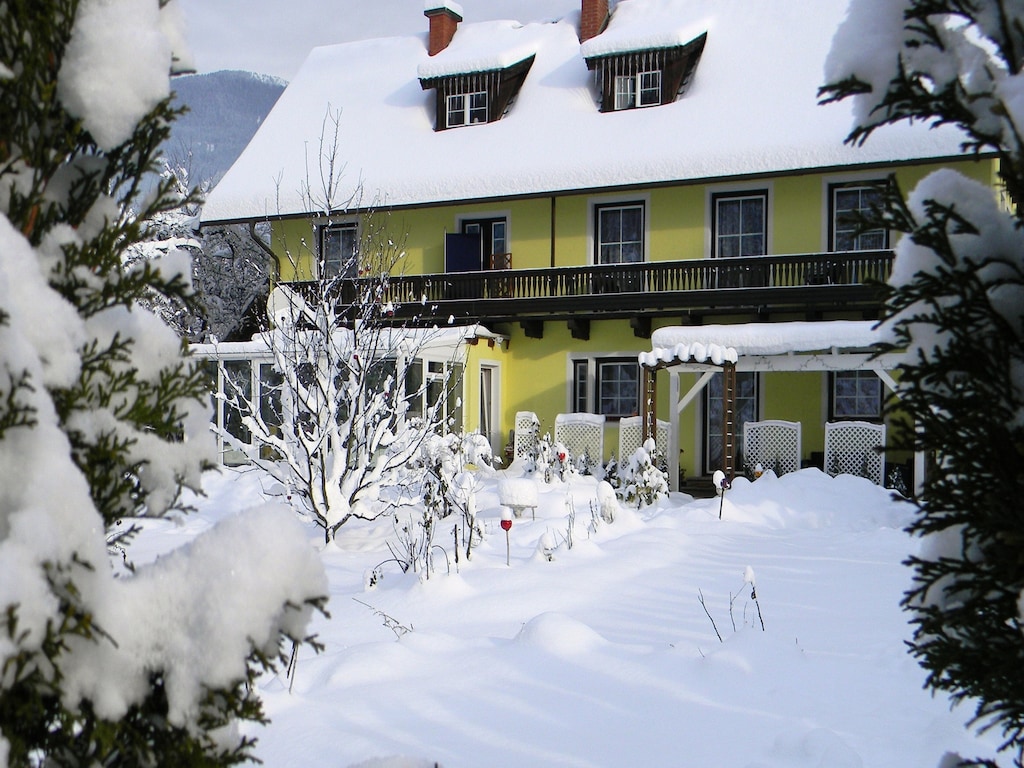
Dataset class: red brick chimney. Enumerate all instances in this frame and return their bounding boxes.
[580,0,609,42]
[425,1,463,56]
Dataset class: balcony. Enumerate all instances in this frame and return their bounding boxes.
[284,250,892,337]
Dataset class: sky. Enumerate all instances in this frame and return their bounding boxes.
[178,0,580,80]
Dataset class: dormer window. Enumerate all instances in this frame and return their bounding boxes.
[584,32,707,113]
[614,70,662,110]
[447,90,488,127]
[419,55,535,131]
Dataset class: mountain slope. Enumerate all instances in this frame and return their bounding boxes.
[164,70,286,187]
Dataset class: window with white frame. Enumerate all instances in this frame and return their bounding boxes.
[404,358,464,430]
[830,370,883,420]
[446,90,487,127]
[712,191,767,258]
[830,182,889,252]
[572,357,640,419]
[319,222,359,279]
[613,69,662,110]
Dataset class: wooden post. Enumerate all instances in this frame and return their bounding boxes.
[641,365,658,446]
[721,361,737,480]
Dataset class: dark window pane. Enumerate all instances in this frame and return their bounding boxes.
[718,200,740,235]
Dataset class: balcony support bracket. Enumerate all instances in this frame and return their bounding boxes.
[521,319,544,339]
[630,316,652,338]
[567,317,590,340]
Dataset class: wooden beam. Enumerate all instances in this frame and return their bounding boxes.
[630,316,652,338]
[567,317,590,340]
[521,319,544,339]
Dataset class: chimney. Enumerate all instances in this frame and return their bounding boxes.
[580,0,609,42]
[425,1,463,56]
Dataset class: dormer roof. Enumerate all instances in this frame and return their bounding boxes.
[203,0,971,225]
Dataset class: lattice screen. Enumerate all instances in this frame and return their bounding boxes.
[513,411,540,460]
[743,420,802,476]
[824,420,886,485]
[618,416,669,461]
[554,413,605,464]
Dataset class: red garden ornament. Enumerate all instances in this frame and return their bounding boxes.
[500,510,512,566]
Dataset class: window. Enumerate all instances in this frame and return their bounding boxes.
[704,372,758,474]
[613,75,635,110]
[222,359,252,444]
[598,361,640,418]
[572,357,639,419]
[596,203,644,264]
[572,360,589,413]
[613,70,662,110]
[712,191,767,258]
[404,358,464,431]
[588,35,706,112]
[446,90,487,127]
[462,217,508,267]
[830,183,889,252]
[638,70,662,106]
[319,222,358,279]
[830,370,883,420]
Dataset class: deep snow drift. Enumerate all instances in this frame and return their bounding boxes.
[129,466,1002,767]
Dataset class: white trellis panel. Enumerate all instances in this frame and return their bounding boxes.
[513,411,540,460]
[618,416,669,461]
[554,412,605,464]
[824,420,886,485]
[743,419,802,476]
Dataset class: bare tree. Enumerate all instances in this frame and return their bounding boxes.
[216,109,462,543]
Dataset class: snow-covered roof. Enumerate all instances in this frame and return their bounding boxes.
[417,20,538,79]
[640,320,890,367]
[579,1,709,58]
[202,0,971,224]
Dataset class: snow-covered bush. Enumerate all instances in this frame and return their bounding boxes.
[409,431,486,560]
[823,3,1024,762]
[612,439,669,508]
[596,480,619,523]
[0,2,326,764]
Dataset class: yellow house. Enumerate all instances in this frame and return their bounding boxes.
[200,0,994,489]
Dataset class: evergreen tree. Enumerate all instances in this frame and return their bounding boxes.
[0,2,326,765]
[821,2,1024,764]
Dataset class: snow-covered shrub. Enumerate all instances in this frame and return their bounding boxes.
[396,431,486,565]
[597,480,619,523]
[615,440,669,508]
[387,507,448,578]
[0,4,326,764]
[527,431,555,481]
[823,4,1024,761]
[574,447,600,476]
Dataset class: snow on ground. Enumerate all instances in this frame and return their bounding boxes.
[129,466,1001,767]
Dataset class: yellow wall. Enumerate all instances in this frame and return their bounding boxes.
[266,156,997,475]
[272,157,995,278]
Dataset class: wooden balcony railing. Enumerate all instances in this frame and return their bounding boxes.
[284,250,893,325]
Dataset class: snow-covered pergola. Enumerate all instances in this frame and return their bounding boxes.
[638,320,921,492]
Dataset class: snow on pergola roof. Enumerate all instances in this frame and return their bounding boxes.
[640,320,894,369]
[202,0,971,224]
